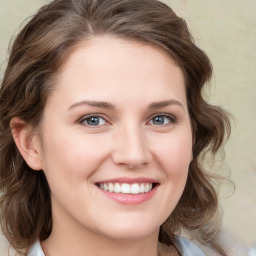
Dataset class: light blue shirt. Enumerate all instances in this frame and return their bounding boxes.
[28,236,206,256]
[248,246,256,256]
[175,236,206,256]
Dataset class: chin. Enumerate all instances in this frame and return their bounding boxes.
[96,217,160,241]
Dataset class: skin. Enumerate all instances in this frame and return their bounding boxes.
[12,36,192,256]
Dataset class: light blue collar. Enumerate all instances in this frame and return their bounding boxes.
[175,236,206,256]
[28,235,206,256]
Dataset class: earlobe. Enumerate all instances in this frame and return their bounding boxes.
[10,117,42,171]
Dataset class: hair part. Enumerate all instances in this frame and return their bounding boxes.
[0,0,231,254]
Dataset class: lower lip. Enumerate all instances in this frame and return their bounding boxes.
[96,186,158,205]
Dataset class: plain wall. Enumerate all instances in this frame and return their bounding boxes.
[0,0,255,248]
[166,0,256,247]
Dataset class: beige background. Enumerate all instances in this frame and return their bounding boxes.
[0,0,255,248]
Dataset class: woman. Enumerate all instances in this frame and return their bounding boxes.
[0,0,233,255]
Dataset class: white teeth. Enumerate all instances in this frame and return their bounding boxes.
[114,183,121,193]
[121,183,131,194]
[98,182,154,194]
[131,184,140,194]
[139,183,145,193]
[108,183,114,192]
[103,183,108,191]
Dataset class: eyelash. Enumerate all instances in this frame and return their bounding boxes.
[78,113,176,127]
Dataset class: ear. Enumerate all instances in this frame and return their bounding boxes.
[10,117,42,171]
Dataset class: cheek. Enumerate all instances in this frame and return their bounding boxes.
[152,129,192,207]
[40,130,111,183]
[152,130,193,172]
[152,133,192,224]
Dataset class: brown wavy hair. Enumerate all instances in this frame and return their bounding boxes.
[0,0,231,255]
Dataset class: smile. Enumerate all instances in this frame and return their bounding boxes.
[95,178,159,204]
[98,182,154,194]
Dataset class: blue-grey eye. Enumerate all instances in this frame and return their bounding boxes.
[81,116,107,126]
[149,115,175,125]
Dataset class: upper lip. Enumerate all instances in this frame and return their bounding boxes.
[95,177,159,184]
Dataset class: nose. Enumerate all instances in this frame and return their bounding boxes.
[111,124,152,169]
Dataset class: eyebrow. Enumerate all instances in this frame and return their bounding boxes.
[68,100,115,110]
[68,99,184,111]
[149,99,184,111]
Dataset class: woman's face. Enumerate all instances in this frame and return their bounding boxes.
[37,36,192,241]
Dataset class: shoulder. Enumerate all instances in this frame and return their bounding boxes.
[175,236,206,256]
[159,234,249,256]
[0,232,44,256]
[181,231,249,256]
[209,231,249,256]
[0,232,18,256]
[28,241,45,256]
[158,236,206,256]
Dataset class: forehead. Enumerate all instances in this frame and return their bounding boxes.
[48,36,186,108]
